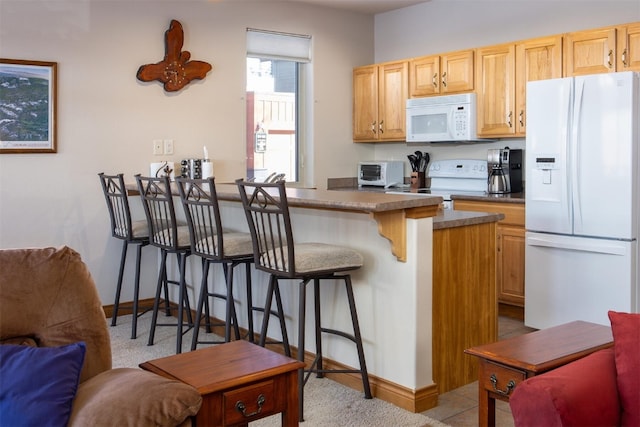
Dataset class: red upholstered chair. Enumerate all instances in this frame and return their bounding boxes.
[509,311,639,427]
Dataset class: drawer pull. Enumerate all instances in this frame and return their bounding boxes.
[235,394,266,418]
[490,374,516,396]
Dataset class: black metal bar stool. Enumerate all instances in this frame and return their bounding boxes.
[236,178,372,422]
[98,172,151,339]
[135,174,193,354]
[176,177,256,349]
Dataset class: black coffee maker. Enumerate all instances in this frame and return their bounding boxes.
[487,148,523,194]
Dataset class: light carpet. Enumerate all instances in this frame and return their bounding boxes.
[109,313,449,427]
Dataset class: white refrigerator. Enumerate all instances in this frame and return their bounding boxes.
[525,71,640,329]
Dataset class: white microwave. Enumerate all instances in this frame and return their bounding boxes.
[358,161,404,187]
[406,93,492,143]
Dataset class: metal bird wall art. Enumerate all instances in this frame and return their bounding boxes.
[136,20,212,92]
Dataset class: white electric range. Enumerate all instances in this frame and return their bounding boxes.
[385,159,488,209]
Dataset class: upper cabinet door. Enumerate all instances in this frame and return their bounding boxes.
[409,55,440,97]
[409,50,474,98]
[353,65,378,141]
[378,61,408,141]
[515,35,563,135]
[440,50,475,94]
[618,22,640,71]
[476,43,516,137]
[353,61,407,142]
[564,27,616,76]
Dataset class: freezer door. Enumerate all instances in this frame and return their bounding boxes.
[572,72,637,240]
[525,232,637,330]
[525,77,572,234]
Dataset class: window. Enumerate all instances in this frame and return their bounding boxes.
[246,29,311,184]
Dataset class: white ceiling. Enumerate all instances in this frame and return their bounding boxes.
[292,0,430,14]
[211,0,430,15]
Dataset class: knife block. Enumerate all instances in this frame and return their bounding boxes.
[410,172,426,189]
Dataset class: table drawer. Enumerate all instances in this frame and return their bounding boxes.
[223,380,277,425]
[481,361,526,399]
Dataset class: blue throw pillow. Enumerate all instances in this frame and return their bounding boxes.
[0,342,86,427]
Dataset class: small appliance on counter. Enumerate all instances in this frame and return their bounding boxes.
[358,160,404,188]
[487,147,522,194]
[181,158,202,179]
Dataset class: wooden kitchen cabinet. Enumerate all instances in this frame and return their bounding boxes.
[564,23,640,76]
[564,27,617,76]
[618,22,640,71]
[432,221,498,394]
[477,36,561,138]
[475,43,516,137]
[515,35,563,135]
[453,200,526,311]
[353,61,408,142]
[409,50,474,97]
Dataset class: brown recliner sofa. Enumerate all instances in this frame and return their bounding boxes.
[0,246,202,426]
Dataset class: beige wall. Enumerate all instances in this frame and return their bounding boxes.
[0,0,374,302]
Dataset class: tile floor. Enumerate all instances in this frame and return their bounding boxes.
[421,316,537,426]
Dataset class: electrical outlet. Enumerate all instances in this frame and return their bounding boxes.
[163,139,174,155]
[153,139,163,155]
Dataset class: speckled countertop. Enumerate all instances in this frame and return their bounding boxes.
[128,182,505,229]
[213,183,442,213]
[432,209,504,230]
[128,182,443,213]
[451,192,525,204]
[327,184,515,228]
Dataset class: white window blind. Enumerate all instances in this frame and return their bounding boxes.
[246,28,311,63]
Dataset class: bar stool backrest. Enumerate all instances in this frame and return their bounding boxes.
[236,179,297,278]
[175,177,224,260]
[135,175,182,251]
[98,172,138,241]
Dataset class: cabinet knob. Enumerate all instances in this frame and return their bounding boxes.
[622,49,628,67]
[379,120,384,134]
[507,111,513,128]
[432,73,438,88]
[607,50,613,68]
[371,121,377,134]
[519,110,524,127]
[441,72,447,88]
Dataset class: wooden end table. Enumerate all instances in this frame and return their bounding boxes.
[464,320,613,427]
[140,340,305,426]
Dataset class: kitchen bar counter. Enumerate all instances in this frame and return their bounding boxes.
[128,182,443,213]
[127,180,501,413]
[128,182,442,262]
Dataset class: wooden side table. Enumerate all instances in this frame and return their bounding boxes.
[140,340,305,426]
[465,320,613,427]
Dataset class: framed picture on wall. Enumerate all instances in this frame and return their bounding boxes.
[0,59,57,153]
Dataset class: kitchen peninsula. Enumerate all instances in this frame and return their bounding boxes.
[128,182,502,412]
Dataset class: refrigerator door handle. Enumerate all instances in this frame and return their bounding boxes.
[526,235,628,256]
[571,79,585,231]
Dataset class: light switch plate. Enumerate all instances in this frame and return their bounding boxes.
[163,139,174,155]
